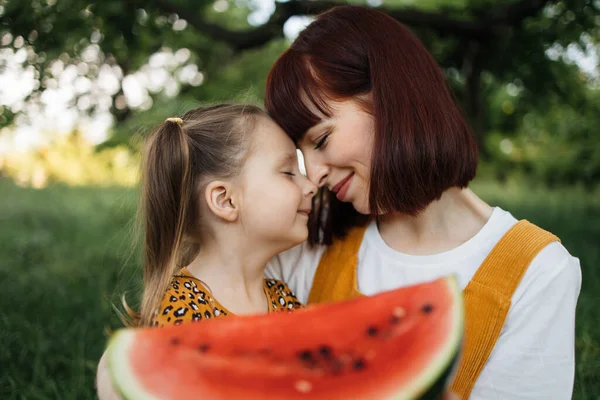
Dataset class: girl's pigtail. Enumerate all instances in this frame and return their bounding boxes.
[124,117,194,327]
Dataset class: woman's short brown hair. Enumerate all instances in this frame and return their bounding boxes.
[265,5,478,245]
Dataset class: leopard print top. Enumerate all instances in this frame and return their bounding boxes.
[151,267,303,327]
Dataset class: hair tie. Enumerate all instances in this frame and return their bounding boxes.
[165,117,183,126]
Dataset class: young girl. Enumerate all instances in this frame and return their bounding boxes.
[97,103,316,399]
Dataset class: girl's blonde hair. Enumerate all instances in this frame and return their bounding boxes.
[125,104,266,327]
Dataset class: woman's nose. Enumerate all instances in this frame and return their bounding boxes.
[303,154,330,188]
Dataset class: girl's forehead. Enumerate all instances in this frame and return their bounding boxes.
[248,117,296,154]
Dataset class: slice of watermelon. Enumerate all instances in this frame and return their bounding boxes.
[107,275,463,400]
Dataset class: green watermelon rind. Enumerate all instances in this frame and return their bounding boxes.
[108,329,161,400]
[107,275,464,400]
[393,275,464,400]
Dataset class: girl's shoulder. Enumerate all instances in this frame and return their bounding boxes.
[151,269,228,327]
[264,278,304,311]
[265,241,327,304]
[151,270,305,327]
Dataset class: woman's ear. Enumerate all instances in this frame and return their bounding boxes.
[204,180,238,222]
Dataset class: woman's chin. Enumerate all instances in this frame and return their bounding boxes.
[351,199,371,215]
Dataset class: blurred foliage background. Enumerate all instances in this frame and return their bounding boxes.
[0,0,599,398]
[1,0,599,187]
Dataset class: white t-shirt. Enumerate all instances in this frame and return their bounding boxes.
[265,207,582,399]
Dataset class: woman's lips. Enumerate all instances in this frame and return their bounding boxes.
[332,173,354,201]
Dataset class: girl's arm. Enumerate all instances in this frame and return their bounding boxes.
[96,350,122,400]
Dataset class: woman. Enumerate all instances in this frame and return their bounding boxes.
[264,5,581,399]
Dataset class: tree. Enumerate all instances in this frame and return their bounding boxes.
[1,0,598,160]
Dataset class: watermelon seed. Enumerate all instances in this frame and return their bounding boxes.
[295,380,312,393]
[352,359,366,371]
[318,345,332,358]
[366,326,379,337]
[298,350,313,362]
[198,344,210,353]
[421,304,434,314]
[298,350,318,368]
[170,337,180,345]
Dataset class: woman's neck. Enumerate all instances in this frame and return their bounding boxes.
[185,235,271,315]
[376,187,493,255]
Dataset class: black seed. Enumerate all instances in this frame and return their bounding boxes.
[422,304,434,314]
[198,344,209,353]
[366,326,379,337]
[353,359,366,370]
[390,315,401,324]
[318,345,333,358]
[298,350,314,362]
[170,337,180,345]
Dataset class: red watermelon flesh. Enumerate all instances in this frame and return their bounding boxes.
[107,275,463,400]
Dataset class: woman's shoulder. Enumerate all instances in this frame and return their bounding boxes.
[514,239,582,304]
[151,270,224,327]
[498,208,580,280]
[483,208,582,303]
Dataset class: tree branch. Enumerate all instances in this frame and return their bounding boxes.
[156,0,289,50]
[486,0,552,25]
[274,0,489,37]
[155,0,553,52]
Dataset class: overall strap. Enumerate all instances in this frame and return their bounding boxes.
[307,225,368,305]
[450,220,560,398]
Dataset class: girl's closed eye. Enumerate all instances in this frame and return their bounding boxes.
[283,171,296,177]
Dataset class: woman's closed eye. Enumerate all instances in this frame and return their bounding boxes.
[314,131,331,150]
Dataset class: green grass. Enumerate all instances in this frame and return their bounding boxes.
[0,177,598,399]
